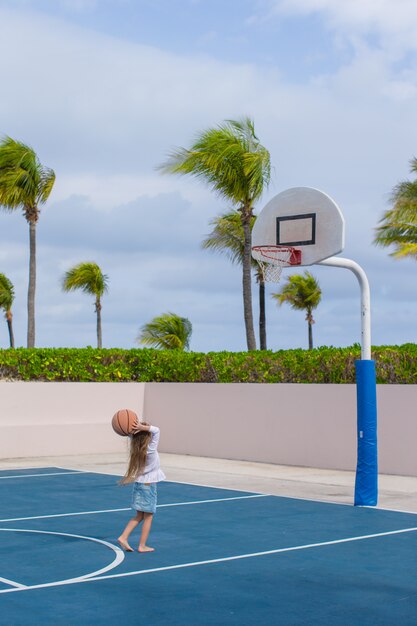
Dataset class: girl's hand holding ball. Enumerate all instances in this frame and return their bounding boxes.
[131,420,151,434]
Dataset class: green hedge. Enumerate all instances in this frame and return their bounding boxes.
[0,345,416,383]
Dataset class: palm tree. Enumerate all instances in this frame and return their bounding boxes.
[62,262,109,348]
[0,137,55,347]
[374,157,417,257]
[159,117,271,351]
[272,271,322,350]
[138,312,192,350]
[201,211,269,349]
[0,273,15,348]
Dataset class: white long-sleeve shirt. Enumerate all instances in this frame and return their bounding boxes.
[135,426,166,483]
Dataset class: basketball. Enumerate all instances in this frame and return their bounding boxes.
[112,409,138,436]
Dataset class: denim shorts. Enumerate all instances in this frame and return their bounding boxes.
[131,482,157,514]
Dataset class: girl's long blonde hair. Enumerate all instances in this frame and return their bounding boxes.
[120,426,152,484]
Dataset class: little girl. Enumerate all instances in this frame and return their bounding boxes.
[118,419,166,553]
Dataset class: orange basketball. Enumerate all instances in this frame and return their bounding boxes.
[112,409,138,436]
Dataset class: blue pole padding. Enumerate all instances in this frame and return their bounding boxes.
[354,359,378,506]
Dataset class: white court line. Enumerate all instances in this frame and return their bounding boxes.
[11,466,417,517]
[0,466,56,471]
[52,467,358,508]
[362,504,417,517]
[158,480,417,515]
[159,494,267,508]
[0,528,124,590]
[0,471,90,480]
[0,469,359,512]
[0,508,130,523]
[5,466,266,499]
[163,479,356,507]
[54,466,266,497]
[1,525,417,595]
[0,576,26,589]
[164,479,417,516]
[0,494,269,523]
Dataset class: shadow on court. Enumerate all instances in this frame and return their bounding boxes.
[1,468,417,625]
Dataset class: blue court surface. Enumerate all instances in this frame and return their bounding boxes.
[1,468,417,625]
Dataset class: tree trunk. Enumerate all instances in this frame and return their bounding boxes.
[241,210,256,351]
[259,279,267,350]
[27,219,37,348]
[96,297,102,349]
[308,320,313,350]
[6,311,14,349]
[307,308,313,350]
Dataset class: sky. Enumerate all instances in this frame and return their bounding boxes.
[0,0,416,352]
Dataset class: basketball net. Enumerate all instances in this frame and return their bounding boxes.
[252,246,299,283]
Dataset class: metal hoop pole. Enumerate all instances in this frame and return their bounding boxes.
[318,255,377,506]
[318,256,371,360]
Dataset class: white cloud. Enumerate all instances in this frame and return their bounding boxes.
[0,8,261,173]
[51,173,211,210]
[270,0,417,55]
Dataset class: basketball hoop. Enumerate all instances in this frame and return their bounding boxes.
[252,245,301,283]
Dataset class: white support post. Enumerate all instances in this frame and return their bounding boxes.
[318,256,371,360]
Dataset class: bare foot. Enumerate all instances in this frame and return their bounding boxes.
[138,545,155,553]
[117,538,134,552]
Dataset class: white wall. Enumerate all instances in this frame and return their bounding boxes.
[144,383,417,476]
[1,382,416,477]
[144,383,357,469]
[0,383,145,458]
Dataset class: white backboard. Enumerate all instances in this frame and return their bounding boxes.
[252,187,345,266]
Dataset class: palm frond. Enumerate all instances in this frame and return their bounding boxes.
[38,167,56,204]
[0,273,14,311]
[158,117,270,207]
[374,159,417,258]
[0,137,55,212]
[389,243,417,259]
[201,210,259,268]
[272,271,321,312]
[62,262,109,297]
[138,312,192,351]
